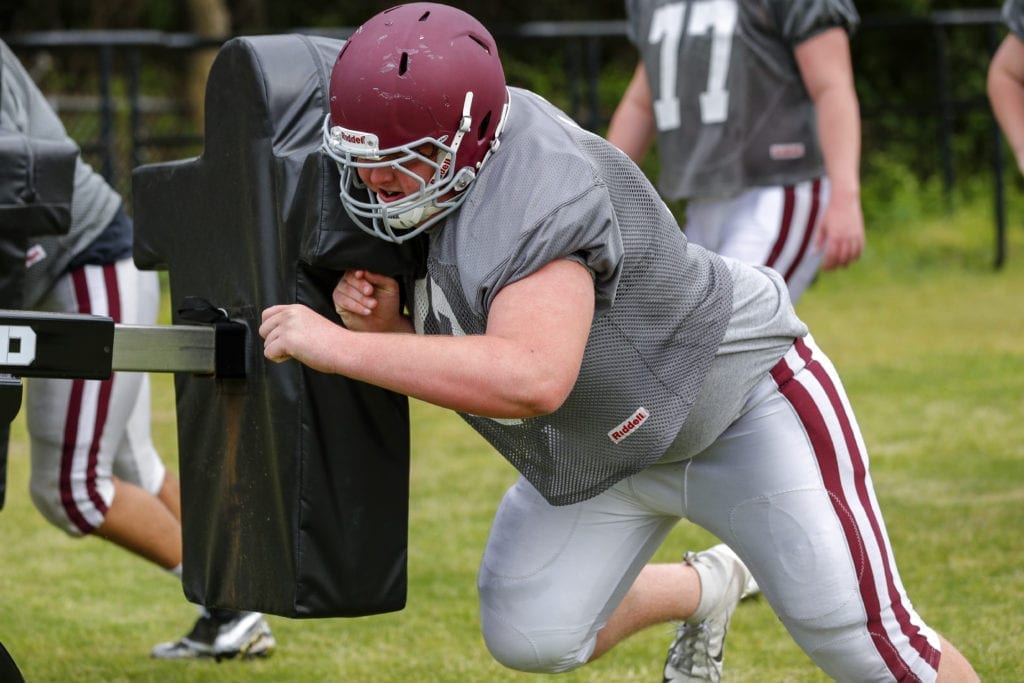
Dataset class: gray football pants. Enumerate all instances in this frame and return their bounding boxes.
[478,337,943,682]
[26,258,165,535]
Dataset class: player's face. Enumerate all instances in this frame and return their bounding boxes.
[356,144,437,205]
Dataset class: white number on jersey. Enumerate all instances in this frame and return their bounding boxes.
[648,0,738,130]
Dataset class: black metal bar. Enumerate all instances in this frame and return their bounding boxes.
[0,310,114,380]
[565,39,582,126]
[932,24,955,211]
[128,46,143,171]
[0,310,240,378]
[98,43,116,184]
[585,35,602,132]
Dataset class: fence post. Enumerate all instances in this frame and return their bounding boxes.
[97,43,115,185]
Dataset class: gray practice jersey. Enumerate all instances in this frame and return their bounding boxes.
[1004,0,1024,39]
[625,0,859,200]
[1,40,122,307]
[409,88,806,505]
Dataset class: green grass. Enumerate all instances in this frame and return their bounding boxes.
[1,200,1023,681]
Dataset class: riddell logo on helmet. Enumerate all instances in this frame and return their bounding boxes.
[607,407,650,444]
[335,126,379,154]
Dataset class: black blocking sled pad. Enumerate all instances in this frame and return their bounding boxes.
[133,35,422,618]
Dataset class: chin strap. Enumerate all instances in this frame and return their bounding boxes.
[386,202,443,230]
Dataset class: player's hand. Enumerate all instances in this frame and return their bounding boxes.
[259,303,344,371]
[333,270,405,333]
[817,191,865,270]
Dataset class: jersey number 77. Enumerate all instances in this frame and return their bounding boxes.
[648,0,738,130]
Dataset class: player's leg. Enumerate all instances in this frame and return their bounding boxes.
[26,260,181,567]
[681,336,977,682]
[156,468,181,520]
[760,179,829,302]
[687,181,827,304]
[109,268,182,525]
[477,474,682,673]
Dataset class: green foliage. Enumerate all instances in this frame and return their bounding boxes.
[861,152,948,228]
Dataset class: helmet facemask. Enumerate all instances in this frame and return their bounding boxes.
[323,91,504,244]
[321,3,511,244]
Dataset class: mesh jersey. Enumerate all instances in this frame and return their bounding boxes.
[1004,0,1024,39]
[625,0,859,200]
[1,40,122,307]
[408,87,735,505]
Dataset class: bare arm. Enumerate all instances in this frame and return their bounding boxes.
[607,63,658,164]
[988,33,1024,176]
[260,258,595,419]
[795,27,865,270]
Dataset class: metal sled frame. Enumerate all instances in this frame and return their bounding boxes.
[0,308,245,423]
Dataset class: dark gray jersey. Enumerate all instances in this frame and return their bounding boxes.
[409,88,803,505]
[1004,0,1024,39]
[625,0,859,200]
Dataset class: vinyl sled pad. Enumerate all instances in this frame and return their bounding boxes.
[133,34,422,618]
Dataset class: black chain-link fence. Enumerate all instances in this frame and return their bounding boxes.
[2,9,1014,265]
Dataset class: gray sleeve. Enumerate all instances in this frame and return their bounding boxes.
[2,39,123,306]
[1005,0,1024,40]
[477,184,625,318]
[775,0,860,46]
[1,41,78,142]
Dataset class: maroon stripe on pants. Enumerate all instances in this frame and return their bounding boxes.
[765,185,795,268]
[771,339,940,680]
[58,265,122,533]
[782,179,822,282]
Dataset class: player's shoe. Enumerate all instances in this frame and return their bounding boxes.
[662,544,757,683]
[151,608,276,661]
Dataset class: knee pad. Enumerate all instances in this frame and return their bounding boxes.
[480,603,592,674]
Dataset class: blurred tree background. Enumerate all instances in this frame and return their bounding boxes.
[0,0,1004,30]
[0,0,1015,234]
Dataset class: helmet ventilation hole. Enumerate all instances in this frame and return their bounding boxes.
[477,111,492,140]
[418,11,430,21]
[399,52,409,75]
[469,35,491,54]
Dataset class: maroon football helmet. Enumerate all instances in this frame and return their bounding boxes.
[322,3,510,242]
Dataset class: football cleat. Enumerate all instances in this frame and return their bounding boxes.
[151,608,275,661]
[663,544,756,682]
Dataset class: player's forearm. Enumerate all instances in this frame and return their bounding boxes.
[329,328,573,419]
[815,84,862,201]
[608,64,657,163]
[608,104,656,163]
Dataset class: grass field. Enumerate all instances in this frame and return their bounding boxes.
[1,201,1022,682]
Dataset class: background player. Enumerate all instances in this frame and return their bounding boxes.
[607,0,865,303]
[0,38,273,661]
[260,4,978,680]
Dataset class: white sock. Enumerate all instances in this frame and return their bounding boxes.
[686,549,730,623]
